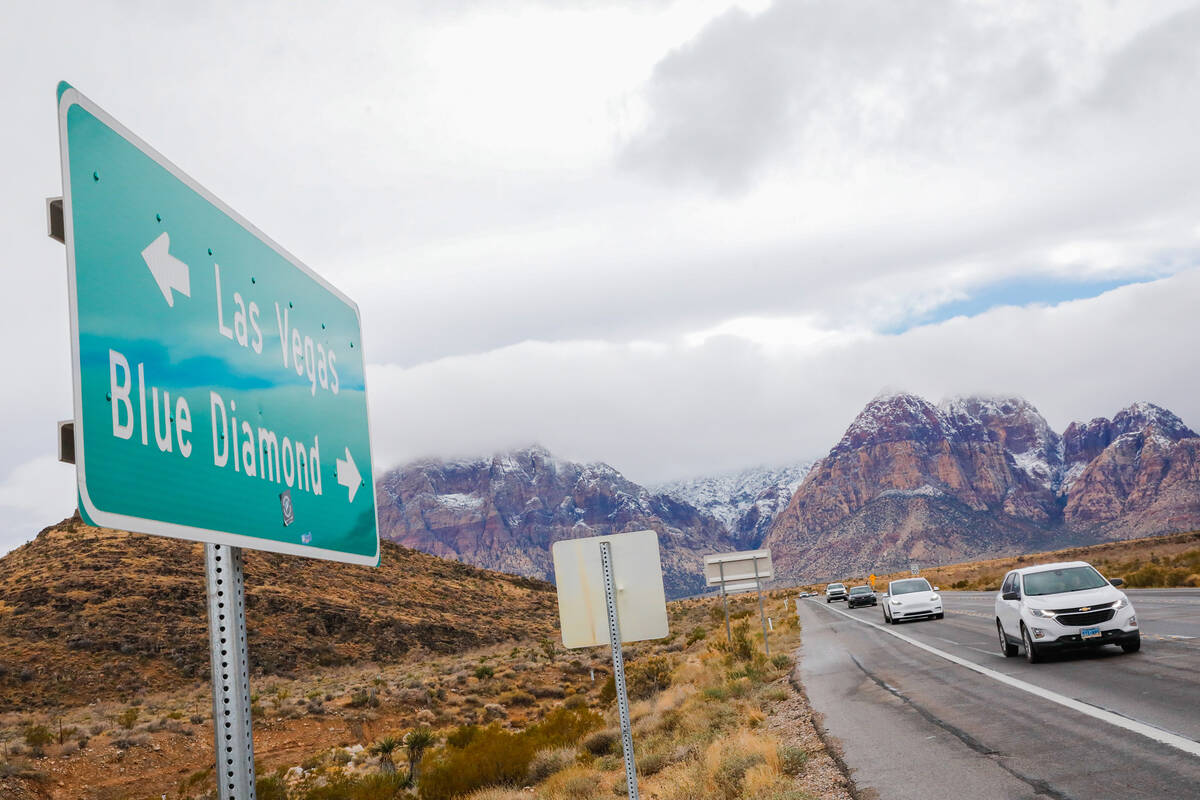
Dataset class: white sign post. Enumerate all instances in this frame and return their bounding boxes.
[704,549,773,655]
[552,531,669,800]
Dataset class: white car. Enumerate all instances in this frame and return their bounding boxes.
[994,561,1139,663]
[882,577,943,623]
[825,583,848,603]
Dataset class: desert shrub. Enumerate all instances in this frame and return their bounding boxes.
[702,686,728,702]
[527,746,576,783]
[711,750,766,800]
[524,707,603,751]
[256,775,289,800]
[117,707,139,730]
[499,690,536,707]
[581,728,620,756]
[778,744,807,776]
[418,724,531,800]
[627,656,673,700]
[730,623,755,662]
[758,687,789,706]
[637,749,669,776]
[23,725,53,756]
[686,626,707,646]
[474,665,495,680]
[112,733,150,749]
[300,773,407,800]
[599,675,616,705]
[770,654,790,670]
[348,688,381,709]
[563,695,588,710]
[553,770,601,800]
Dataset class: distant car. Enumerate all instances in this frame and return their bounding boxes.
[847,585,877,608]
[825,583,848,603]
[882,577,942,623]
[995,561,1139,663]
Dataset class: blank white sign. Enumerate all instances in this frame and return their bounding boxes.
[704,549,773,586]
[552,530,669,649]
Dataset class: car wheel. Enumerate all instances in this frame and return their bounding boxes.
[826,598,831,603]
[1121,633,1141,654]
[997,620,1018,657]
[935,613,944,620]
[1021,624,1042,664]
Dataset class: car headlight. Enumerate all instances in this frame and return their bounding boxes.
[890,599,902,605]
[1029,608,1056,619]
[930,594,940,602]
[1114,596,1129,611]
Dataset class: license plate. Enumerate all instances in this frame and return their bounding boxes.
[1081,627,1101,639]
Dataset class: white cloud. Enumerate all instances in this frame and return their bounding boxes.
[367,271,1200,485]
[0,456,76,555]
[5,1,1200,553]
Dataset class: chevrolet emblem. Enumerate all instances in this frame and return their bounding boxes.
[1079,606,1090,612]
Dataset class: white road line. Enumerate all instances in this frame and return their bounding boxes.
[810,600,1200,759]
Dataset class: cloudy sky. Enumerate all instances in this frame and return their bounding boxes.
[3,0,1200,555]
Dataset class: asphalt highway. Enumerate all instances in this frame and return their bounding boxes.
[795,589,1200,800]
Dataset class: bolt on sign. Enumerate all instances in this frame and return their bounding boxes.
[56,83,378,564]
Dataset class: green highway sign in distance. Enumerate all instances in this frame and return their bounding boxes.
[56,83,379,565]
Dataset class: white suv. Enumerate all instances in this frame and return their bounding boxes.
[994,561,1139,663]
[825,583,848,603]
[882,577,942,623]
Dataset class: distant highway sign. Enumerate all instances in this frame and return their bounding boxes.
[56,84,378,564]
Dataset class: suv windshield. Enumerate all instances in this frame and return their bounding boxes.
[889,579,932,595]
[849,586,871,595]
[1022,566,1109,596]
[828,584,844,590]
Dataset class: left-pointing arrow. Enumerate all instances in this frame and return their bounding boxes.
[336,447,362,503]
[141,232,191,307]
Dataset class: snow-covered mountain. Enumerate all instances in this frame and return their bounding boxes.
[656,461,813,547]
[375,445,737,598]
[766,393,1200,581]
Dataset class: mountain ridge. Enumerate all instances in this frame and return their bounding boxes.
[765,393,1200,580]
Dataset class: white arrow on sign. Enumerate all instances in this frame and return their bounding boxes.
[336,447,361,503]
[141,232,191,307]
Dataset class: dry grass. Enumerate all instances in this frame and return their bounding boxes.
[795,529,1200,593]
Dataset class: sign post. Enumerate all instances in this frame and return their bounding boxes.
[718,561,732,644]
[54,84,379,800]
[552,531,668,800]
[205,544,255,796]
[599,542,638,800]
[704,549,773,655]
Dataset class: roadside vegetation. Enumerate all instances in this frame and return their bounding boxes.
[0,594,850,800]
[799,530,1200,594]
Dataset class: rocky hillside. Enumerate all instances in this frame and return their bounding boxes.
[655,461,812,547]
[765,393,1200,580]
[376,446,736,598]
[0,516,557,711]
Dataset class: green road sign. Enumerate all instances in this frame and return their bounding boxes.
[56,84,378,565]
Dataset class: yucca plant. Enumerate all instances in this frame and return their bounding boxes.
[370,734,404,775]
[404,726,437,785]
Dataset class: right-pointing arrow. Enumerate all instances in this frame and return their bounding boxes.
[336,447,361,503]
[141,231,191,307]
